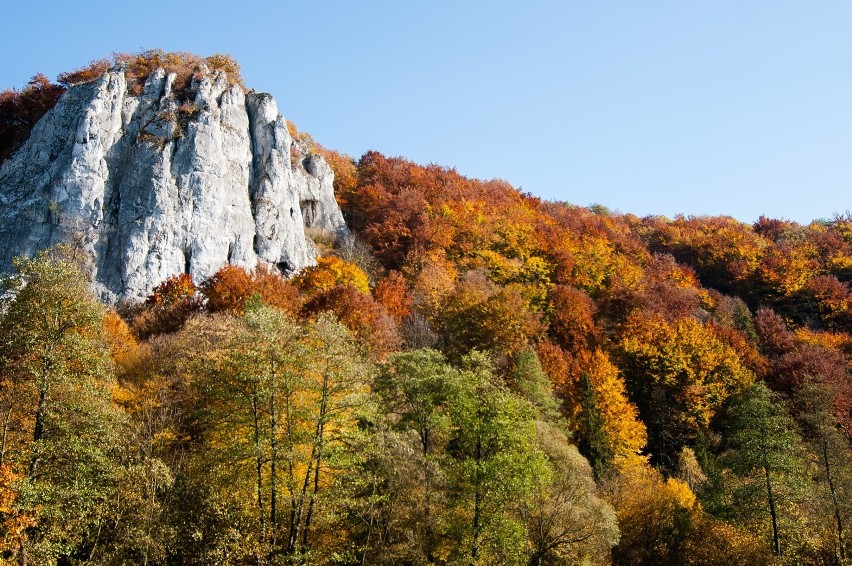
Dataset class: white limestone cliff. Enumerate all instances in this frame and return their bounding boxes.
[0,66,347,303]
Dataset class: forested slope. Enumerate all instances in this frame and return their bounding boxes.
[0,53,850,565]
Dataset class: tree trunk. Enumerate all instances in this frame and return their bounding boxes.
[302,370,329,550]
[764,463,781,555]
[28,387,47,478]
[821,437,846,560]
[0,401,13,467]
[471,437,482,563]
[253,393,266,544]
[270,388,278,540]
[422,423,435,562]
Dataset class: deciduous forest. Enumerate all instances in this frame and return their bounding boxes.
[1,54,851,565]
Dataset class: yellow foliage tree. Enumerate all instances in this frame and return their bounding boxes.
[583,349,648,468]
[618,314,754,465]
[293,255,370,295]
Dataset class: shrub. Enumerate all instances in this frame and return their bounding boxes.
[114,49,245,100]
[57,59,111,87]
[129,274,202,338]
[201,264,300,316]
[0,74,65,163]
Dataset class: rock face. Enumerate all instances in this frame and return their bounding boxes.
[0,66,346,303]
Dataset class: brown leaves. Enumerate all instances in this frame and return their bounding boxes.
[0,74,66,163]
[302,285,400,358]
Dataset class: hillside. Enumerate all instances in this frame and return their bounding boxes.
[0,52,850,565]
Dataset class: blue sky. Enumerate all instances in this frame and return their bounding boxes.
[2,1,850,223]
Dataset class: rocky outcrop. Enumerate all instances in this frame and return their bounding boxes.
[0,66,346,303]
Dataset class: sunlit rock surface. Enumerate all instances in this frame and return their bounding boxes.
[0,66,346,303]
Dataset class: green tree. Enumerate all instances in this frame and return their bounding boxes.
[510,348,560,421]
[794,381,851,563]
[0,247,128,564]
[577,373,614,479]
[445,352,548,565]
[723,382,806,557]
[372,348,459,562]
[525,421,619,565]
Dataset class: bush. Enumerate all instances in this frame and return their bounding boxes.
[114,50,245,99]
[201,264,300,316]
[128,274,202,338]
[57,59,111,87]
[0,74,65,163]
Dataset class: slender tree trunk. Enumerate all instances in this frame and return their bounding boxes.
[0,401,13,467]
[289,439,317,554]
[423,431,435,562]
[270,388,278,541]
[28,387,47,479]
[471,437,482,563]
[253,393,266,544]
[764,462,781,555]
[302,433,323,549]
[284,387,299,554]
[361,479,379,566]
[821,437,846,560]
[302,371,329,550]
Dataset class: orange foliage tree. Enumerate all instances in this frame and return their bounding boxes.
[373,270,413,324]
[302,285,400,358]
[130,273,201,338]
[202,264,301,316]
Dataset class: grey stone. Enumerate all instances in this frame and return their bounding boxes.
[0,67,347,303]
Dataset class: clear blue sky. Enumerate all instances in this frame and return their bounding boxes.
[2,1,850,224]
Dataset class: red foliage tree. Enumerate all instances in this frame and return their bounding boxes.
[0,74,65,163]
[56,59,111,87]
[302,284,400,358]
[200,265,255,314]
[548,285,599,354]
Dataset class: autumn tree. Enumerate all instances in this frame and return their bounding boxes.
[547,285,599,353]
[201,263,300,315]
[428,270,541,362]
[607,457,771,566]
[576,350,647,475]
[617,314,753,467]
[187,306,372,562]
[129,272,201,338]
[0,247,129,563]
[302,285,400,358]
[0,74,65,163]
[293,255,370,296]
[373,270,413,324]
